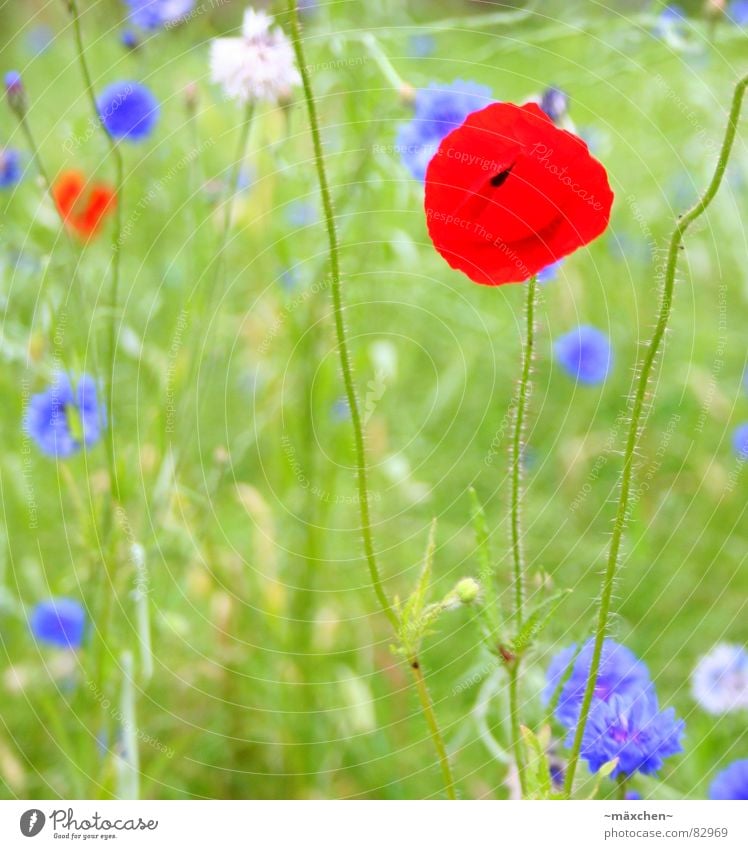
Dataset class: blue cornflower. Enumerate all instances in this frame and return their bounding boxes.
[578,691,684,777]
[397,79,493,181]
[120,29,140,50]
[607,230,651,265]
[732,423,748,459]
[285,200,317,227]
[626,790,642,800]
[554,325,613,384]
[124,0,194,30]
[691,644,748,714]
[540,86,569,123]
[30,598,86,649]
[654,5,688,40]
[0,148,22,189]
[729,1,748,26]
[26,25,55,56]
[331,397,351,422]
[544,639,652,728]
[25,374,105,458]
[4,70,26,115]
[98,81,160,142]
[408,34,436,58]
[278,267,300,292]
[537,259,563,284]
[710,759,748,799]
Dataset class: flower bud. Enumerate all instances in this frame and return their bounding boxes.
[183,82,198,115]
[455,577,480,605]
[399,82,416,107]
[539,86,568,124]
[120,29,140,51]
[4,71,27,117]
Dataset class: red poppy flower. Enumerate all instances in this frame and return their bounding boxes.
[53,170,116,239]
[424,101,613,286]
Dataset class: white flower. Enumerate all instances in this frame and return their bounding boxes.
[691,644,748,714]
[209,8,301,104]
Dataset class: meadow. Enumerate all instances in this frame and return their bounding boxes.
[0,0,747,800]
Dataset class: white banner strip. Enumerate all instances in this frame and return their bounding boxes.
[2,800,746,848]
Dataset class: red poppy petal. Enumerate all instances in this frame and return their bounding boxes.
[424,101,614,286]
[53,170,86,219]
[81,187,117,235]
[53,170,116,239]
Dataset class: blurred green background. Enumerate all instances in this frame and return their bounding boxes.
[0,0,746,799]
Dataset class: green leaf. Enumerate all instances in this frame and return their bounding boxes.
[586,758,620,799]
[396,520,439,659]
[520,725,553,800]
[511,588,571,655]
[469,487,501,638]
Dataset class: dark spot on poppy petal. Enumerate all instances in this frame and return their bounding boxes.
[490,164,515,188]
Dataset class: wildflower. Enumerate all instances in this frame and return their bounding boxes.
[732,423,748,459]
[0,148,22,189]
[424,102,613,285]
[331,397,351,421]
[124,0,194,30]
[285,200,317,227]
[53,170,116,239]
[691,644,748,714]
[729,1,748,25]
[120,29,140,50]
[539,86,569,123]
[578,691,684,777]
[554,325,612,384]
[30,598,86,649]
[710,759,748,799]
[26,25,55,56]
[209,8,301,105]
[25,373,105,458]
[544,639,651,728]
[397,79,492,182]
[4,70,27,116]
[626,790,642,800]
[408,34,436,58]
[97,80,160,142]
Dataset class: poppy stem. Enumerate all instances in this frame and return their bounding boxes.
[13,110,94,377]
[508,273,537,798]
[286,1,397,631]
[67,0,124,506]
[510,273,537,627]
[288,0,456,800]
[563,72,748,799]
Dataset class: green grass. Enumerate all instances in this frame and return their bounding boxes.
[0,0,747,799]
